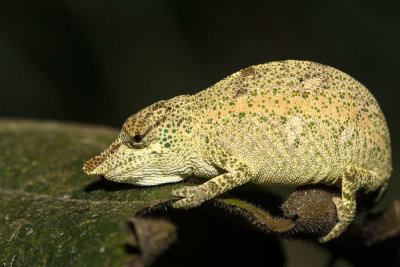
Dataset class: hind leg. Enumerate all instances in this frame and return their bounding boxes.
[318,166,378,243]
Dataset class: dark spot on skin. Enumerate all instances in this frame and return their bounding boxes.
[143,111,154,121]
[241,66,256,77]
[151,101,166,111]
[107,142,121,156]
[177,118,183,127]
[207,181,219,191]
[235,87,248,98]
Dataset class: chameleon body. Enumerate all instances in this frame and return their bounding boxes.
[84,60,392,242]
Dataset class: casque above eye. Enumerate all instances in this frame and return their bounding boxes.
[133,135,143,143]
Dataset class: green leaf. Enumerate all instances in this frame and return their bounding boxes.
[0,120,181,266]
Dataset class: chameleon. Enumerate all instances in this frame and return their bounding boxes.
[83,60,392,242]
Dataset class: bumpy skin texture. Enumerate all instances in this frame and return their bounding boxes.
[84,60,392,242]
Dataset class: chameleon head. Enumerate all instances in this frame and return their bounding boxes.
[83,97,193,185]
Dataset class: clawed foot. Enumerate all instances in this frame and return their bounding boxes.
[318,196,352,243]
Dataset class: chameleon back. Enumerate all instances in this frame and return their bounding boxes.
[194,60,392,189]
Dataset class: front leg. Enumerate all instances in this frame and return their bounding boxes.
[172,164,251,209]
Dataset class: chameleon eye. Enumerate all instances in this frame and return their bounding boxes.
[133,135,143,143]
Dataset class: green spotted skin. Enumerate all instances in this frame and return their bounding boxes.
[84,60,392,242]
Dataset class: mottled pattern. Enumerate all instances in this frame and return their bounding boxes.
[84,60,392,242]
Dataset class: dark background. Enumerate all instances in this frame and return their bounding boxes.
[1,1,399,265]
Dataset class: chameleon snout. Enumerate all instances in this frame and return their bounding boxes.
[83,141,122,175]
[83,155,106,175]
